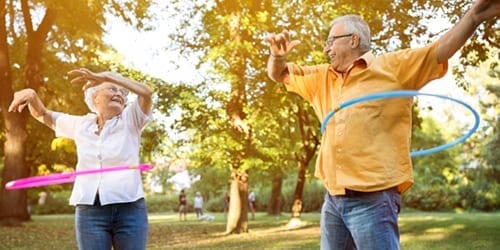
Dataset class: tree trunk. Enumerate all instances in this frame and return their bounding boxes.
[268,175,283,215]
[224,7,251,234]
[0,5,30,224]
[0,4,54,224]
[287,103,320,227]
[291,161,307,218]
[0,105,31,225]
[225,170,249,234]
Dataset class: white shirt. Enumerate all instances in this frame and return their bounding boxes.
[54,101,152,206]
[248,191,255,202]
[194,196,203,209]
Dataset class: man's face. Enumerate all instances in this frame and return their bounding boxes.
[323,23,355,73]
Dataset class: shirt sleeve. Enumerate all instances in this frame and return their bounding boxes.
[381,41,448,90]
[126,100,153,131]
[284,63,331,103]
[54,113,84,139]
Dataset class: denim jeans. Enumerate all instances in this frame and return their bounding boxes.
[75,197,148,250]
[320,188,401,250]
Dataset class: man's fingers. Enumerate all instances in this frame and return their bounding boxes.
[276,33,286,43]
[288,40,301,50]
[283,30,291,41]
[264,33,276,43]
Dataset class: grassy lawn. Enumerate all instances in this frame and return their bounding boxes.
[1,211,499,249]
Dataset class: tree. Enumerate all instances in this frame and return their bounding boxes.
[0,0,155,224]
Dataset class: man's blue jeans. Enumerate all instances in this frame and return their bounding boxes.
[75,197,148,250]
[320,188,401,250]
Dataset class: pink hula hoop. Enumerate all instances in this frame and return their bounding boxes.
[5,163,153,190]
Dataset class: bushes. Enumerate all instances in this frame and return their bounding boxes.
[456,182,500,211]
[402,182,500,211]
[402,186,454,211]
[29,190,74,215]
[145,192,180,213]
[26,180,499,215]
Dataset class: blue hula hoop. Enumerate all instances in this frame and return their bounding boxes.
[321,90,480,157]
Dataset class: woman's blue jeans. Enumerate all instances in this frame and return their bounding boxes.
[75,197,148,250]
[320,188,401,250]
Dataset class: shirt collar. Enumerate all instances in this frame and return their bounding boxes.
[357,50,374,67]
[329,50,374,76]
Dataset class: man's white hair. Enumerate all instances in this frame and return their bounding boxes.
[331,14,371,53]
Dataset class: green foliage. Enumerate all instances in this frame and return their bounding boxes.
[0,0,161,221]
[145,192,180,213]
[28,190,74,215]
[205,192,229,212]
[457,182,500,211]
[157,0,499,215]
[257,175,325,213]
[2,0,498,219]
[403,185,456,211]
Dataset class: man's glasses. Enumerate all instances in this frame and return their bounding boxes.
[101,86,129,97]
[324,34,353,47]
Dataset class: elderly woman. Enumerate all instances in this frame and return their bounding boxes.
[9,68,153,250]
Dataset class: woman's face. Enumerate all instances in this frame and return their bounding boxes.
[93,82,128,116]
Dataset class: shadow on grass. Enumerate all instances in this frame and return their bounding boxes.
[399,212,500,250]
[147,213,320,249]
[1,211,499,249]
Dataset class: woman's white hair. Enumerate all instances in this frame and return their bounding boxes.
[84,86,100,113]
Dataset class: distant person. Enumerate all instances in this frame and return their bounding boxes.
[223,192,230,219]
[38,191,48,205]
[179,189,187,221]
[9,68,153,250]
[248,189,256,220]
[194,191,204,218]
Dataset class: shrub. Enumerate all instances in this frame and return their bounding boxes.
[146,192,180,213]
[30,190,74,215]
[402,185,454,211]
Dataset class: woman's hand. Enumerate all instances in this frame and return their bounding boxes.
[67,68,120,91]
[8,88,38,113]
[8,88,54,128]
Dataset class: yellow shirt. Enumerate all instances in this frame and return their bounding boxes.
[284,41,448,195]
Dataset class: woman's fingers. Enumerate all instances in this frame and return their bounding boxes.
[8,92,29,112]
[16,102,29,112]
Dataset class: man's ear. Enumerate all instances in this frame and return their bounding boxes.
[351,34,360,48]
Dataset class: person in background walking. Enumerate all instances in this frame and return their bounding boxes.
[248,189,256,220]
[179,189,187,221]
[194,191,204,219]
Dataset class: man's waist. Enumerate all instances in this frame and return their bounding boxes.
[341,186,399,198]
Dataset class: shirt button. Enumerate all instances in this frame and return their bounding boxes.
[337,165,342,169]
[337,132,343,136]
[337,148,342,152]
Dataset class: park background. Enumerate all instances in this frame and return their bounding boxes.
[0,0,498,248]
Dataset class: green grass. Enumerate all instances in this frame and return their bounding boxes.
[1,211,499,249]
[400,211,500,250]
